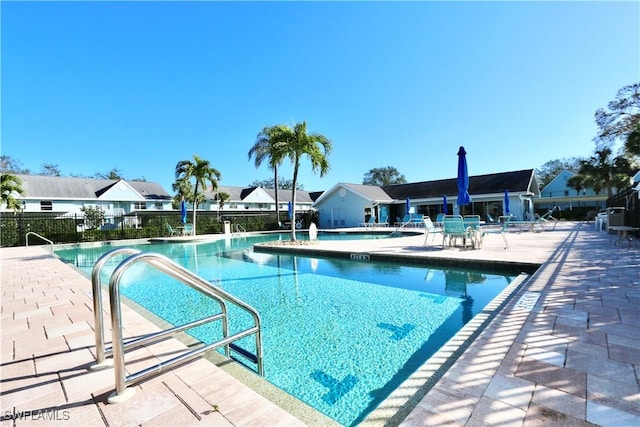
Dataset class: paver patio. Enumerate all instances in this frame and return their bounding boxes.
[1,221,639,426]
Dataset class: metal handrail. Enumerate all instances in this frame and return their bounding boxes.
[91,248,142,369]
[91,248,234,369]
[25,232,54,252]
[104,251,263,403]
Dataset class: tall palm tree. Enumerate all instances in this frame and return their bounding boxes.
[175,155,221,235]
[1,173,25,212]
[248,125,289,226]
[270,121,332,240]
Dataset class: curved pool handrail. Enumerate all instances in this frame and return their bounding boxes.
[25,232,54,252]
[91,247,141,368]
[106,251,263,402]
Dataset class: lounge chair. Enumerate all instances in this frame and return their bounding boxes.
[409,214,424,228]
[442,215,474,248]
[377,215,389,227]
[435,213,445,227]
[395,214,411,227]
[477,216,511,249]
[423,217,443,245]
[511,209,558,232]
[183,224,193,235]
[359,216,376,228]
[486,213,499,224]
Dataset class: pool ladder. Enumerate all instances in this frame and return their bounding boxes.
[90,248,264,403]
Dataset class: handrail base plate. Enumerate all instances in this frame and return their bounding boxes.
[107,387,136,404]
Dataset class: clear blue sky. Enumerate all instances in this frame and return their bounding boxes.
[2,1,639,193]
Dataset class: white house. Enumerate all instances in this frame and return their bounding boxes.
[8,174,173,215]
[203,185,316,214]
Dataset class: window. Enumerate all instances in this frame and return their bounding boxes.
[134,202,147,210]
[154,202,163,210]
[564,190,569,197]
[40,201,53,211]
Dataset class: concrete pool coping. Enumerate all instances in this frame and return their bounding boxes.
[2,221,639,426]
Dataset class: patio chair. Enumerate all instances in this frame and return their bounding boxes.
[183,224,193,235]
[477,216,510,249]
[442,215,474,248]
[359,216,376,228]
[511,208,558,232]
[166,223,178,236]
[409,214,424,228]
[378,215,389,227]
[423,217,443,245]
[395,214,411,227]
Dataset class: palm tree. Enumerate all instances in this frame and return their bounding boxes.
[267,121,332,240]
[1,173,25,212]
[216,191,230,220]
[248,125,289,226]
[175,155,221,235]
[575,148,632,198]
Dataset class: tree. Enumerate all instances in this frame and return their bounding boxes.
[257,121,332,240]
[249,177,302,190]
[573,148,633,198]
[626,123,640,156]
[1,174,25,212]
[566,175,585,196]
[81,206,105,230]
[94,168,124,180]
[216,191,230,219]
[363,166,407,186]
[594,82,640,155]
[248,125,290,225]
[0,155,30,174]
[536,157,583,189]
[40,163,61,176]
[175,155,221,235]
[171,178,204,210]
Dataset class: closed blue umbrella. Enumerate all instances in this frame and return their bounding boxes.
[287,201,293,220]
[180,199,187,224]
[405,197,411,214]
[504,189,510,216]
[457,146,471,207]
[443,195,448,214]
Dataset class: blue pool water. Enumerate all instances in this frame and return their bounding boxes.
[55,233,514,426]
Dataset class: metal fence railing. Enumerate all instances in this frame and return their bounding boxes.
[606,186,640,228]
[0,211,309,248]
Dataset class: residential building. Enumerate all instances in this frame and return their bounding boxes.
[313,169,540,229]
[203,186,317,214]
[535,169,608,211]
[6,174,172,217]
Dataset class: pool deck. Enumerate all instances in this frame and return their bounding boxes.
[2,221,639,426]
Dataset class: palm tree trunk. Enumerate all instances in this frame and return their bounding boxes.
[191,183,198,236]
[274,166,280,226]
[290,160,300,241]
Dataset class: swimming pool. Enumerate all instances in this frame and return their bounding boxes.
[55,234,515,426]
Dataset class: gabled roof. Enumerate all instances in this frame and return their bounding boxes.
[14,174,171,200]
[210,185,314,204]
[262,188,314,203]
[383,169,538,199]
[313,183,394,206]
